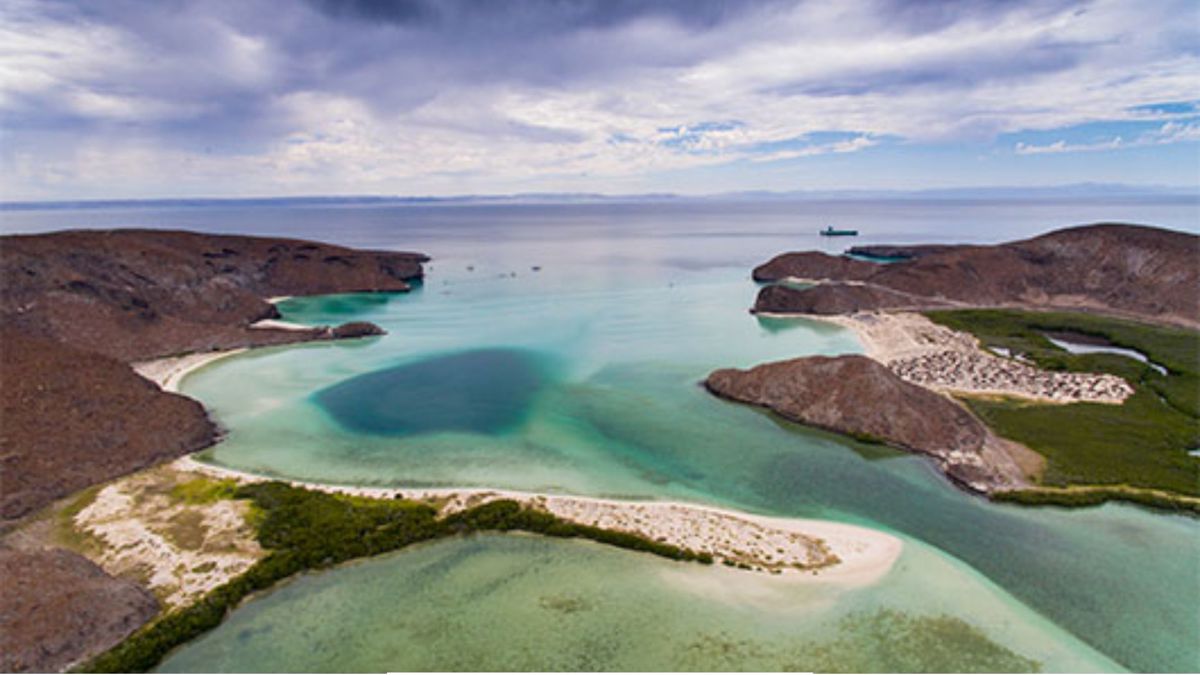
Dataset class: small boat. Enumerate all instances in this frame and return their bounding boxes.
[820,226,858,237]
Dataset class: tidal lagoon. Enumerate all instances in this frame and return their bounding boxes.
[6,198,1198,671]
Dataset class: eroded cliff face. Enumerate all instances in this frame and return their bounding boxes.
[0,547,159,673]
[753,224,1200,328]
[705,355,1027,492]
[1,229,427,361]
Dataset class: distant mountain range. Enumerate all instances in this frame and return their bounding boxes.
[2,183,1194,210]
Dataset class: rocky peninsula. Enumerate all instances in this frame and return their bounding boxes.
[719,223,1199,508]
[706,355,1032,492]
[0,229,427,672]
[754,223,1199,329]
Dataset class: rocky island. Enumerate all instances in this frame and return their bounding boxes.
[716,223,1199,510]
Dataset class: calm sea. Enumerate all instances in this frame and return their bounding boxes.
[5,197,1198,672]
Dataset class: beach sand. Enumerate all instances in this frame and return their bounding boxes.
[174,456,902,583]
[72,465,265,609]
[802,311,1132,404]
[132,349,247,393]
[249,318,312,332]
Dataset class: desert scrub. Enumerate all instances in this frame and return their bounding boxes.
[54,485,103,554]
[168,477,240,505]
[992,486,1200,514]
[923,309,1199,506]
[81,483,711,673]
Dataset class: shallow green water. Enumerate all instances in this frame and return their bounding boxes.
[178,262,1199,671]
[159,535,1118,673]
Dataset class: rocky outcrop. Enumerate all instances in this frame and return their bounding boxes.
[1,229,426,361]
[755,282,952,315]
[705,355,1027,491]
[0,328,217,522]
[753,251,877,283]
[753,224,1200,328]
[330,321,387,339]
[0,547,159,673]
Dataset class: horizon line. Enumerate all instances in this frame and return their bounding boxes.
[2,181,1196,210]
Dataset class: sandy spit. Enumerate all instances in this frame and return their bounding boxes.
[174,456,902,584]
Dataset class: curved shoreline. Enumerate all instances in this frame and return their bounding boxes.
[131,315,902,585]
[132,349,248,393]
[173,455,902,583]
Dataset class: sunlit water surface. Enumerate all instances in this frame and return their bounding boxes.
[5,199,1196,671]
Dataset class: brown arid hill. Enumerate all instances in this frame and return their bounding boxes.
[0,327,216,521]
[705,355,1030,492]
[0,229,427,671]
[1,229,427,361]
[0,546,159,673]
[753,224,1200,329]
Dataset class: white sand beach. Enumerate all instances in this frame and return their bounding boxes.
[132,349,247,393]
[173,456,902,583]
[811,311,1132,404]
[249,318,312,331]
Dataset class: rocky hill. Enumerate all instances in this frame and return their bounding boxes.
[705,355,1028,492]
[1,229,427,361]
[0,547,159,673]
[0,328,216,521]
[0,229,427,671]
[753,224,1199,328]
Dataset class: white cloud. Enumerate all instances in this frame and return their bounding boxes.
[1,0,1198,198]
[1014,121,1200,155]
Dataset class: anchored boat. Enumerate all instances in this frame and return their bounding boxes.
[820,225,859,237]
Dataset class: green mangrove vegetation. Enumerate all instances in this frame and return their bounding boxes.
[81,482,711,674]
[924,309,1199,511]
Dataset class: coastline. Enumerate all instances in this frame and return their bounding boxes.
[129,296,902,585]
[173,455,902,584]
[762,310,1133,405]
[132,349,248,393]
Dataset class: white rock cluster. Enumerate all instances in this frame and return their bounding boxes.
[889,349,1134,403]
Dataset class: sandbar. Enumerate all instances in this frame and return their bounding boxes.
[174,456,902,584]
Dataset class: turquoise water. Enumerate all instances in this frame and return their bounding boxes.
[14,199,1193,671]
[178,264,1200,672]
[159,535,1119,673]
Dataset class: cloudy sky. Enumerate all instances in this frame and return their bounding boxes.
[1,0,1197,200]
